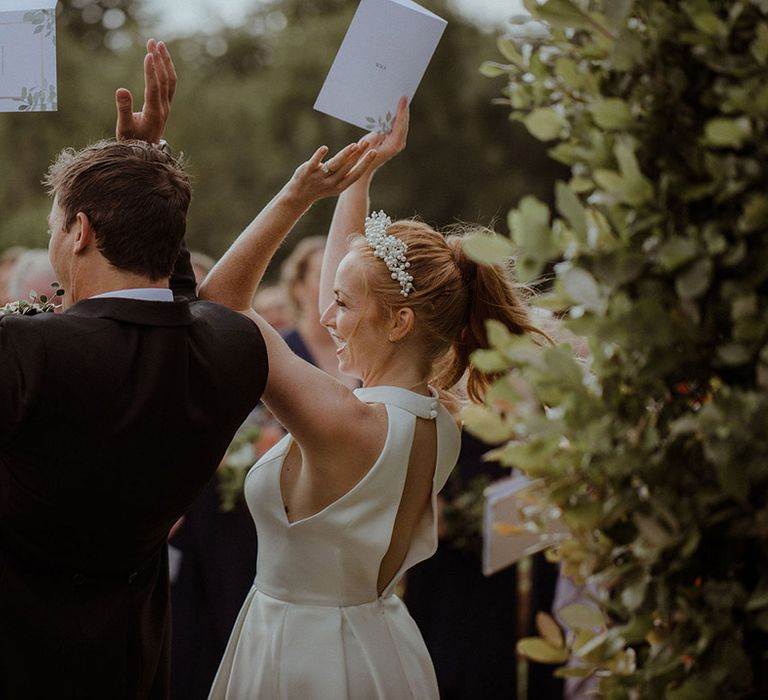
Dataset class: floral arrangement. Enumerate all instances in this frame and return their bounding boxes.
[0,284,64,316]
[217,424,262,513]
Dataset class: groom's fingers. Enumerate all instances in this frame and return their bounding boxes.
[158,41,177,102]
[153,43,170,106]
[144,52,161,114]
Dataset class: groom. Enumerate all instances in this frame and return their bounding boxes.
[0,42,267,699]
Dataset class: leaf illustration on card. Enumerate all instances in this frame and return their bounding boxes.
[365,112,394,134]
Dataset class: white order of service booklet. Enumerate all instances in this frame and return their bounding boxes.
[482,475,571,576]
[0,0,58,112]
[314,0,446,132]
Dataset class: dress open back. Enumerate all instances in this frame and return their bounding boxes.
[209,385,461,699]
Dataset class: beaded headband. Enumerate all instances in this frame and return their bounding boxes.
[364,211,414,297]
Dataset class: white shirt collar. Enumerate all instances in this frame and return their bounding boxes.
[89,288,174,302]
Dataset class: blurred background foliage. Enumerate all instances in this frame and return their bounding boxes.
[0,0,564,278]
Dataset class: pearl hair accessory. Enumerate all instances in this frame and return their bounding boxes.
[364,210,414,297]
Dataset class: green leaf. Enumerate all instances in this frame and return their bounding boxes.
[471,349,509,373]
[559,603,605,630]
[524,107,566,142]
[497,37,525,66]
[563,502,603,530]
[486,319,516,353]
[509,196,559,264]
[747,577,768,611]
[480,61,511,78]
[554,57,582,90]
[612,29,644,70]
[495,437,563,476]
[620,573,649,611]
[614,141,654,205]
[738,194,768,233]
[517,637,570,664]
[704,117,752,148]
[560,267,606,313]
[689,12,728,38]
[593,169,624,195]
[591,98,633,130]
[533,0,595,31]
[666,677,716,700]
[462,232,515,265]
[555,182,588,242]
[658,237,699,271]
[751,23,768,64]
[536,612,565,648]
[554,665,593,678]
[634,514,675,549]
[605,0,634,30]
[717,343,752,366]
[675,257,713,300]
[462,405,512,443]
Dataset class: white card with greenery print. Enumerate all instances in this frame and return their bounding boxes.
[0,0,58,113]
[314,0,446,133]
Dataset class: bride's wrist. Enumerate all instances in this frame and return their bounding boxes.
[278,183,314,215]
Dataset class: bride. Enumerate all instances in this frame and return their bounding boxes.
[201,100,546,699]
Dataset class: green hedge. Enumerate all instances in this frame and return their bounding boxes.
[465,1,768,697]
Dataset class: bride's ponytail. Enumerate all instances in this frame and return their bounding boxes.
[431,232,551,402]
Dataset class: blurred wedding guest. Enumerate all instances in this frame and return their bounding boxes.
[169,469,259,700]
[279,235,357,387]
[0,246,28,304]
[252,282,292,333]
[5,248,57,304]
[190,249,216,288]
[404,433,563,700]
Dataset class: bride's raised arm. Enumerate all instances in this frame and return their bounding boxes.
[198,143,378,447]
[318,97,410,314]
[200,142,374,312]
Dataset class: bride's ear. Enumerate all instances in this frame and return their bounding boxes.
[387,307,414,343]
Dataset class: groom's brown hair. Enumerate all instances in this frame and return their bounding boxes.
[45,140,191,281]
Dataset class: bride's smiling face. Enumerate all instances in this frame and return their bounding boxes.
[320,250,388,379]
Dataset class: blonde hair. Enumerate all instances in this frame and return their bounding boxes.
[279,235,326,316]
[349,220,550,403]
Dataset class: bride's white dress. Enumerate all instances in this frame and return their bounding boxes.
[208,385,461,699]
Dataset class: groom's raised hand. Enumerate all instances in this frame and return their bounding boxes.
[115,39,177,144]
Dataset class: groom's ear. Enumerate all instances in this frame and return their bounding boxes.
[71,212,94,255]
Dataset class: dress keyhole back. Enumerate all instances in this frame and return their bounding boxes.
[376,415,438,595]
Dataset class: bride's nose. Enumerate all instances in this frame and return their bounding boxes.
[320,302,335,328]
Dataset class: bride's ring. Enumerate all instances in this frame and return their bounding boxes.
[321,162,334,176]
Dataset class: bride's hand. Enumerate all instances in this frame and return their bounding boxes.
[358,96,409,174]
[284,141,378,209]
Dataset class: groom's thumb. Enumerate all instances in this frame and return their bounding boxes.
[115,88,134,140]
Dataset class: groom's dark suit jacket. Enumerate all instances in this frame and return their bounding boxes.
[0,250,267,699]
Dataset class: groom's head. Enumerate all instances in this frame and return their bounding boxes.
[44,140,192,293]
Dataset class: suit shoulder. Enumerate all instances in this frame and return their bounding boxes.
[189,300,262,334]
[0,310,93,335]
